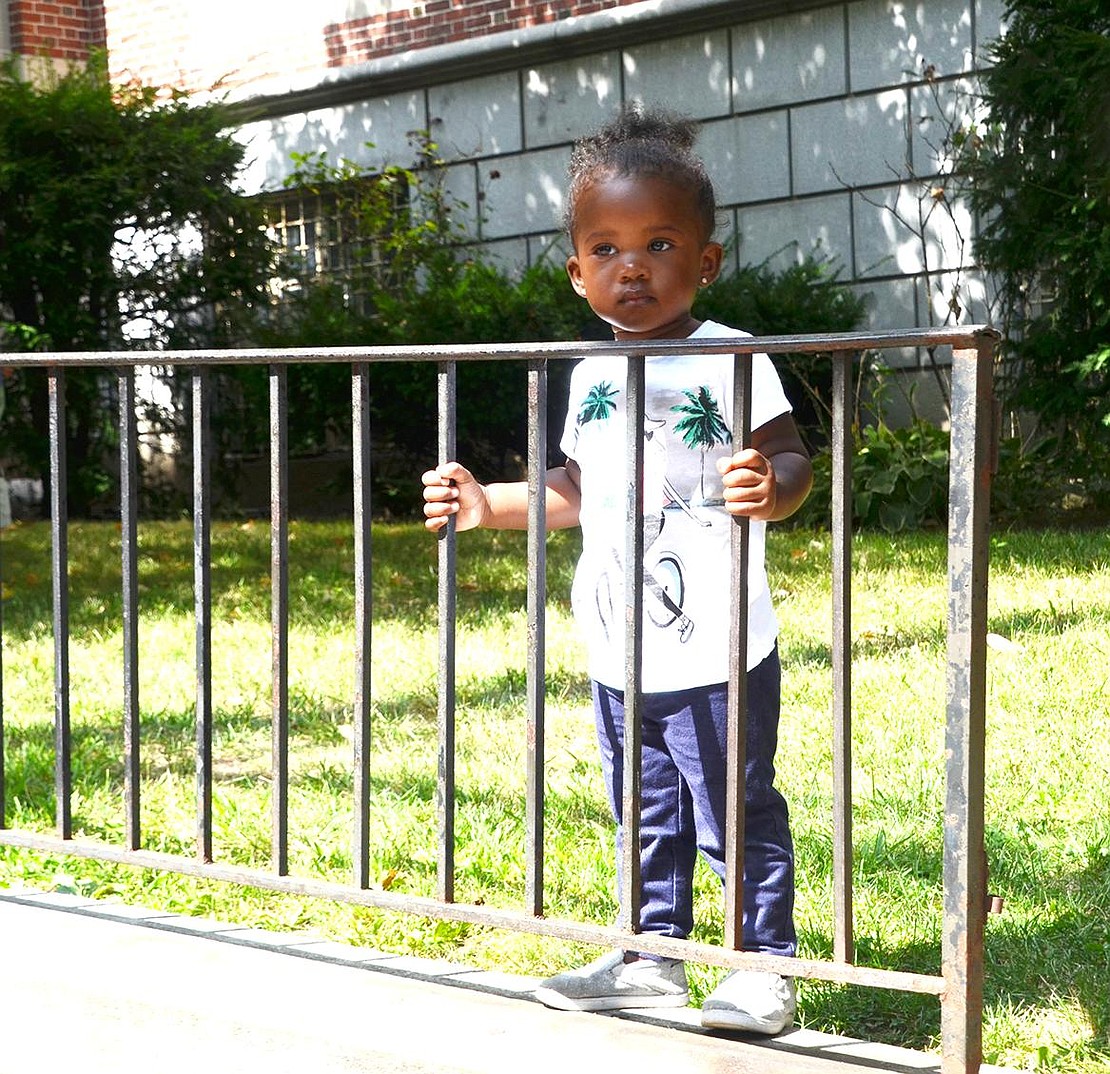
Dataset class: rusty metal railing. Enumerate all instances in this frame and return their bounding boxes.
[0,326,998,1073]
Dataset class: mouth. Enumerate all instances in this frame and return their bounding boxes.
[619,289,654,306]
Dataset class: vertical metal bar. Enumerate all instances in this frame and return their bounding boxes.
[525,358,547,917]
[0,479,4,830]
[352,363,373,889]
[437,360,458,904]
[940,338,994,1074]
[831,351,855,963]
[192,369,213,863]
[619,354,645,935]
[119,368,141,850]
[724,354,752,949]
[270,364,290,876]
[49,369,72,839]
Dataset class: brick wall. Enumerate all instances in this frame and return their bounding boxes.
[101,0,211,89]
[9,0,106,60]
[94,0,640,96]
[325,0,640,68]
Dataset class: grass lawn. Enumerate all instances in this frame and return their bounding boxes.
[0,519,1107,1072]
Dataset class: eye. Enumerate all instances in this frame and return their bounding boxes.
[649,239,673,252]
[592,243,616,257]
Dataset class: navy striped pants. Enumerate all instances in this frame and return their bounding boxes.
[591,647,796,956]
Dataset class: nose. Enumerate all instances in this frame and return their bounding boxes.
[619,253,647,280]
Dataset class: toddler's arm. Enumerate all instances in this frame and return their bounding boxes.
[717,413,813,523]
[422,459,582,533]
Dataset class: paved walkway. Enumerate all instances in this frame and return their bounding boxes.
[0,889,1017,1074]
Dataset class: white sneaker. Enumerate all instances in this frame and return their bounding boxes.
[534,949,689,1012]
[700,970,796,1034]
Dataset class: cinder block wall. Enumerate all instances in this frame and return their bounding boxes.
[5,0,1010,417]
[225,0,1007,413]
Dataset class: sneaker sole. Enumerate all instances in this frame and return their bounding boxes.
[534,987,690,1013]
[700,1007,793,1035]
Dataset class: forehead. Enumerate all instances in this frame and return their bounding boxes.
[572,173,705,236]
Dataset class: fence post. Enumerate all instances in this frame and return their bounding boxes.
[436,360,458,904]
[724,353,752,949]
[831,351,855,964]
[119,368,141,851]
[941,331,996,1074]
[618,353,646,934]
[271,364,291,876]
[192,369,213,863]
[525,357,548,917]
[352,364,373,888]
[49,369,72,839]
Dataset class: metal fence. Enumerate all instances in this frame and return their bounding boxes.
[0,326,998,1073]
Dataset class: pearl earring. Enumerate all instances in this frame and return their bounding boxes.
[700,276,709,286]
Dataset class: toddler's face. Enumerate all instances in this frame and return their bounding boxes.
[566,173,721,341]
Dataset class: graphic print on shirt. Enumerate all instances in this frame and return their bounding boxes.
[574,380,732,644]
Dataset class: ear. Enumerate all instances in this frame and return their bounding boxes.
[566,254,588,298]
[699,242,724,286]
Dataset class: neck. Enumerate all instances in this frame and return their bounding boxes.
[612,314,703,342]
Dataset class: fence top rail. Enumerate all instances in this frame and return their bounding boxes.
[6,325,999,369]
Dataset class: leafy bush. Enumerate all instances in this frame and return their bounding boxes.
[793,422,1099,533]
[694,258,868,449]
[988,432,1109,528]
[284,259,865,515]
[965,0,1110,513]
[241,257,592,515]
[0,55,274,516]
[795,419,951,532]
[236,149,867,516]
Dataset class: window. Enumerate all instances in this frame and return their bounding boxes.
[261,174,408,315]
[0,1,10,57]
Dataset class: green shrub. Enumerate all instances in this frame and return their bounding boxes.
[965,0,1110,513]
[243,256,592,515]
[694,258,868,449]
[237,152,866,516]
[988,432,1110,528]
[794,422,1102,532]
[206,138,596,514]
[795,419,951,533]
[0,57,273,516]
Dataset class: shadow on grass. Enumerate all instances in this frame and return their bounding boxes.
[0,521,581,640]
[1,671,612,832]
[786,825,1109,1064]
[3,522,1107,1065]
[783,598,1106,673]
[3,703,1107,1067]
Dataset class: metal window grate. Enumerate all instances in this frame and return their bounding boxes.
[261,178,408,314]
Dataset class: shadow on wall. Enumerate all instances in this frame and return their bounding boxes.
[227,2,1006,373]
[236,95,431,197]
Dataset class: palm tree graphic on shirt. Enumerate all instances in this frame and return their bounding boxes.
[576,381,618,426]
[671,385,730,503]
[574,378,702,642]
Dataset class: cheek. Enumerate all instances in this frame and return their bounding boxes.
[580,266,611,295]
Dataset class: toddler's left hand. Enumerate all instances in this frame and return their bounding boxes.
[717,449,777,521]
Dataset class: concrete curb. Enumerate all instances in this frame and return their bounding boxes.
[0,887,1019,1074]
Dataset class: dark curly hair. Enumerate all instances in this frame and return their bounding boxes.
[564,102,718,246]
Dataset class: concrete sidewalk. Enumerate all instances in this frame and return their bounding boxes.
[0,889,1016,1074]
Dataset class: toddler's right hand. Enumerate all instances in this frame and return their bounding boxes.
[421,461,489,533]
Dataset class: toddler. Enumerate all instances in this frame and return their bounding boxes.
[421,104,812,1034]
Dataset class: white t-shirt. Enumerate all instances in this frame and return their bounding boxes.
[559,320,792,692]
